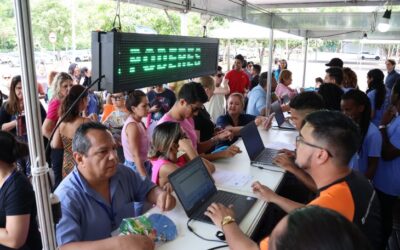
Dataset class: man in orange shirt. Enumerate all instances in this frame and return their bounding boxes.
[205,111,382,250]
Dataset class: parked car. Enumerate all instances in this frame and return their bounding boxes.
[61,50,91,62]
[360,52,380,60]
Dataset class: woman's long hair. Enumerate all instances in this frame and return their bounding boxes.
[51,72,73,100]
[59,85,88,122]
[5,75,22,115]
[341,89,371,151]
[366,69,386,110]
[0,131,29,164]
[148,122,182,159]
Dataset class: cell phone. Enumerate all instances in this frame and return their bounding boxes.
[282,95,290,105]
[16,115,27,137]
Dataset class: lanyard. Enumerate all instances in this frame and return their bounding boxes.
[72,172,116,228]
[0,170,17,192]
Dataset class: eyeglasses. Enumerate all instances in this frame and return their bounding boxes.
[217,73,225,78]
[295,136,333,157]
[111,95,124,101]
[3,76,11,80]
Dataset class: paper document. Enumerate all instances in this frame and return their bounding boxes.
[265,141,295,151]
[213,169,253,188]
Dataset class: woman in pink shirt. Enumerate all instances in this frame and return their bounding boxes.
[275,69,298,100]
[121,90,151,179]
[41,72,74,139]
[149,121,215,187]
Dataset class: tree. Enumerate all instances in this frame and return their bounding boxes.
[31,0,71,50]
[0,0,17,51]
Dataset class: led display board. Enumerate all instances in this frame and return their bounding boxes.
[91,32,219,92]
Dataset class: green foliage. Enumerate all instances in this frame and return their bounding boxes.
[31,0,71,50]
[0,0,17,50]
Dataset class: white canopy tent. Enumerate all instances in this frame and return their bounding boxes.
[209,21,302,40]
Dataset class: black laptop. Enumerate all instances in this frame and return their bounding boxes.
[168,157,257,224]
[271,101,296,130]
[240,122,284,172]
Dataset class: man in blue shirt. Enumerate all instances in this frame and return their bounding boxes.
[246,72,276,116]
[55,122,176,250]
[384,59,400,90]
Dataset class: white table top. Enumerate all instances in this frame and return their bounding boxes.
[150,126,298,250]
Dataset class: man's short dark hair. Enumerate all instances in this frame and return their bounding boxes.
[252,64,261,74]
[325,67,343,85]
[178,81,208,104]
[217,66,222,72]
[242,59,247,69]
[289,92,324,111]
[235,54,244,64]
[386,59,396,66]
[302,110,361,166]
[274,206,372,250]
[72,122,109,155]
[259,72,269,88]
[318,83,344,111]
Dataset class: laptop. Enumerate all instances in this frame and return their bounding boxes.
[271,101,296,130]
[168,157,257,224]
[240,122,284,172]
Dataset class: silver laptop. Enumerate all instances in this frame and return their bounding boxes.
[168,157,257,224]
[240,122,284,172]
[271,101,296,130]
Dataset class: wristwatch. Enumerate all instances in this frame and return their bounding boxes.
[221,215,236,227]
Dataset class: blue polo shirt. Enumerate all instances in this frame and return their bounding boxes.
[246,85,266,116]
[349,123,382,174]
[367,89,390,127]
[55,164,156,246]
[385,70,400,90]
[374,115,400,196]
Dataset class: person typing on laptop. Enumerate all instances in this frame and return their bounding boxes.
[273,91,324,192]
[205,111,382,250]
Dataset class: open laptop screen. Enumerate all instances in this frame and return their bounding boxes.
[240,122,265,161]
[169,157,216,215]
[271,101,285,126]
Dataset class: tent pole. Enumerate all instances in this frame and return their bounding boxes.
[266,15,274,116]
[13,1,56,249]
[302,36,309,88]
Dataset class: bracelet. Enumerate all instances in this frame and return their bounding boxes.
[221,215,236,227]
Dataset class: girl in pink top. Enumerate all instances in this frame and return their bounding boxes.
[149,122,215,187]
[275,69,298,100]
[121,90,151,179]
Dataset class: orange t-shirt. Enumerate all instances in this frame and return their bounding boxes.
[259,181,355,250]
[101,104,115,123]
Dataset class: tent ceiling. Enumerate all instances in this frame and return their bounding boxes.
[249,0,393,8]
[122,0,400,40]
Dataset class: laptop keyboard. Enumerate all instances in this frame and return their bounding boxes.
[192,191,238,222]
[256,149,279,164]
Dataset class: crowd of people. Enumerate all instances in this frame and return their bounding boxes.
[0,55,399,250]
